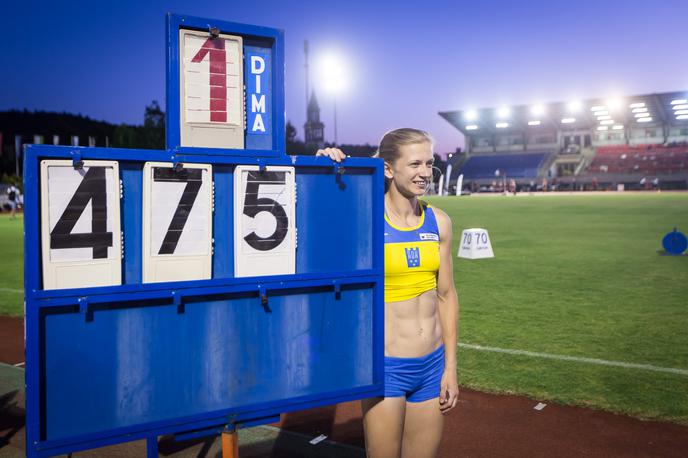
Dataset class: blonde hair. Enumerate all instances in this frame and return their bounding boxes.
[374,128,434,191]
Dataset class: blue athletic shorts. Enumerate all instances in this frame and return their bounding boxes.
[384,345,445,402]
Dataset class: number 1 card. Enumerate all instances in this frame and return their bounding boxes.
[40,160,122,290]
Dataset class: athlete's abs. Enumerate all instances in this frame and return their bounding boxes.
[385,290,443,357]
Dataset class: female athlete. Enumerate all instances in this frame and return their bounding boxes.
[317,128,459,458]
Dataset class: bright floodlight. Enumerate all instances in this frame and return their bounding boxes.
[465,124,479,130]
[629,102,645,108]
[595,110,609,116]
[637,117,652,123]
[676,115,688,120]
[317,52,348,94]
[597,126,608,131]
[634,112,650,118]
[561,117,576,124]
[632,107,648,113]
[465,110,478,121]
[530,104,545,116]
[590,105,606,111]
[607,98,623,110]
[567,101,582,112]
[671,99,687,105]
[600,120,614,125]
[497,107,510,118]
[612,124,624,130]
[495,122,509,128]
[673,104,688,110]
[674,110,688,115]
[597,115,611,120]
[528,120,541,126]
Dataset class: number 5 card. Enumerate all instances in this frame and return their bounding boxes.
[142,162,213,283]
[234,165,295,277]
[40,160,122,290]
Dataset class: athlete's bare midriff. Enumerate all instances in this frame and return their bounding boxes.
[384,289,443,358]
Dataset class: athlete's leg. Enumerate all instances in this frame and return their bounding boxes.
[401,397,444,458]
[361,396,406,458]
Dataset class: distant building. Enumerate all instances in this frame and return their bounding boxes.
[304,90,325,149]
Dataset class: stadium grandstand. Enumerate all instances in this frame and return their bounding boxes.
[439,90,688,191]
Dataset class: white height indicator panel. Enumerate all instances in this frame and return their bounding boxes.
[40,160,122,290]
[180,29,244,148]
[234,166,296,277]
[142,162,213,283]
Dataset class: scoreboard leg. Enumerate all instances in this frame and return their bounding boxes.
[222,429,239,458]
[146,436,159,457]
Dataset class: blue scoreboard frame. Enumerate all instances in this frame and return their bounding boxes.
[24,14,384,457]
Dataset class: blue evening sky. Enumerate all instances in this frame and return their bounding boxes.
[1,0,686,154]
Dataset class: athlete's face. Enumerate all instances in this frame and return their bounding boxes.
[385,141,434,196]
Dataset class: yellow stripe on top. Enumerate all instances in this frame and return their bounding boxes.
[384,203,441,302]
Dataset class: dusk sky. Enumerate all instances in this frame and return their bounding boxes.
[2,0,687,154]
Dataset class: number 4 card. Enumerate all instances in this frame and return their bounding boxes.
[234,165,295,277]
[40,160,122,290]
[142,162,213,283]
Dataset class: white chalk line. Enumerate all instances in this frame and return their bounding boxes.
[0,287,22,293]
[458,343,688,376]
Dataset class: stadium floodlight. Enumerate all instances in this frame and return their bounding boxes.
[597,115,611,120]
[600,119,614,125]
[567,101,582,112]
[676,115,688,120]
[634,112,651,118]
[607,98,623,110]
[561,117,576,124]
[597,126,608,131]
[495,122,509,128]
[629,102,645,108]
[530,104,545,116]
[670,99,688,105]
[465,124,479,130]
[637,117,653,123]
[595,110,609,116]
[674,110,688,115]
[464,110,478,121]
[632,107,648,113]
[497,107,510,118]
[590,105,606,111]
[672,104,688,110]
[528,120,541,126]
[612,125,624,130]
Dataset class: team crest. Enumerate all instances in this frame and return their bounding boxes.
[405,247,420,268]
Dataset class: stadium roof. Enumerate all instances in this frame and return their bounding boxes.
[439,90,688,136]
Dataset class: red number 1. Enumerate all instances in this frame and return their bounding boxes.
[191,38,227,123]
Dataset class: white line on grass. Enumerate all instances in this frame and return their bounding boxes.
[0,287,22,293]
[458,343,688,376]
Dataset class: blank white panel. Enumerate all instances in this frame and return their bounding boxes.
[142,162,213,283]
[40,160,122,290]
[234,166,296,277]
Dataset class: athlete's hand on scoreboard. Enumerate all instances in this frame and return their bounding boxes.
[315,147,347,163]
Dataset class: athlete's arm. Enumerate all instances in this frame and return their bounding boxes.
[435,207,460,414]
[315,147,347,162]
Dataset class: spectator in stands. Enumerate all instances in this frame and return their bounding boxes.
[6,185,18,220]
[592,177,599,191]
[317,129,460,458]
[652,177,660,191]
[541,177,548,192]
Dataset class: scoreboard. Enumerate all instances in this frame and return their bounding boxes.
[24,14,384,458]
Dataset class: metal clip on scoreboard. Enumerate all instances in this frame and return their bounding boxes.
[23,14,384,457]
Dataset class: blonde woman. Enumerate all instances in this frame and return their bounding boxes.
[317,128,459,458]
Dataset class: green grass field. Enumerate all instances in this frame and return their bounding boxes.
[1,193,687,423]
[0,214,23,315]
[426,193,688,424]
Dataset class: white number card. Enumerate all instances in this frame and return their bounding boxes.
[142,162,213,283]
[180,29,244,148]
[234,165,296,277]
[40,160,122,290]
